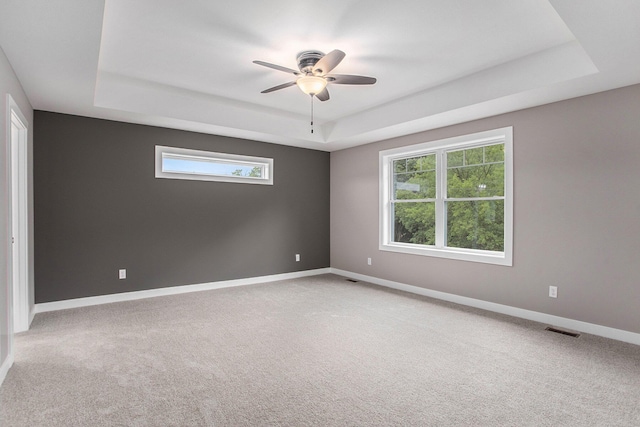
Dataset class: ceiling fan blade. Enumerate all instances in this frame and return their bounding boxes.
[261,81,297,93]
[326,74,377,85]
[253,60,300,75]
[315,88,330,102]
[313,49,345,75]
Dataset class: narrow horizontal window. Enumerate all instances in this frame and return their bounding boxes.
[155,146,273,185]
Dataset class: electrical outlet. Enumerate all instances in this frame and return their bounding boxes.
[549,286,558,298]
[295,254,300,262]
[367,257,372,265]
[119,269,126,280]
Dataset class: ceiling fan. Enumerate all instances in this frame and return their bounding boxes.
[253,49,377,102]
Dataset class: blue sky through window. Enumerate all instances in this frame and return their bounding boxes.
[163,157,259,177]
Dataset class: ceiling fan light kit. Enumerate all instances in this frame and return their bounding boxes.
[296,75,327,95]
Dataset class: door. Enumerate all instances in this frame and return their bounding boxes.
[9,104,29,333]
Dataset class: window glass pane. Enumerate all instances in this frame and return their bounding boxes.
[393,154,436,200]
[484,144,504,163]
[406,157,419,172]
[394,171,436,199]
[163,156,264,178]
[393,202,436,245]
[156,146,273,185]
[419,155,436,170]
[464,146,484,166]
[447,163,504,198]
[448,150,464,167]
[446,200,504,251]
[394,159,406,174]
[447,144,504,198]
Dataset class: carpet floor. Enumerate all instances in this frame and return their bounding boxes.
[1,274,639,426]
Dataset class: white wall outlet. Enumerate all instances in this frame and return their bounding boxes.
[119,269,126,280]
[549,286,558,298]
[367,257,372,265]
[295,254,300,262]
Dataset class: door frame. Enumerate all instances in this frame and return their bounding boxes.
[6,94,29,334]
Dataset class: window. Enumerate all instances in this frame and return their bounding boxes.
[155,146,273,185]
[379,127,513,266]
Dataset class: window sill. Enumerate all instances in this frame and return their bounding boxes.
[379,242,512,266]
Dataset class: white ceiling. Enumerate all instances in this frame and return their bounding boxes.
[1,0,639,151]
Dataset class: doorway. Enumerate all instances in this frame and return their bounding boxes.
[8,96,29,333]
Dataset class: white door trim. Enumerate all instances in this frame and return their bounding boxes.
[7,94,29,334]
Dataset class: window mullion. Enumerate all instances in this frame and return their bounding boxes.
[389,157,403,244]
[435,149,445,248]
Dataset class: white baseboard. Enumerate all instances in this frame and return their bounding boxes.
[0,353,14,388]
[30,266,640,346]
[330,268,640,346]
[34,268,331,314]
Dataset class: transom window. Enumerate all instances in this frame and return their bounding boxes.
[379,127,513,266]
[155,146,273,185]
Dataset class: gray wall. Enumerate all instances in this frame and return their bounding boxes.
[0,45,34,373]
[35,112,329,303]
[331,84,640,335]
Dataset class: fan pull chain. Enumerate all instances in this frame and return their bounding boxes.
[310,94,314,134]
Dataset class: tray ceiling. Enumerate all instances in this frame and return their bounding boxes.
[1,0,639,151]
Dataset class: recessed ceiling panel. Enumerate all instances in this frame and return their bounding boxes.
[95,0,582,135]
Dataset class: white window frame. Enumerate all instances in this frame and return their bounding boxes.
[379,127,513,266]
[155,145,273,185]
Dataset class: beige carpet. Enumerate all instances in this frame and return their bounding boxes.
[1,274,639,426]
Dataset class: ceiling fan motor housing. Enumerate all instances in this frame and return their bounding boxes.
[297,50,324,74]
